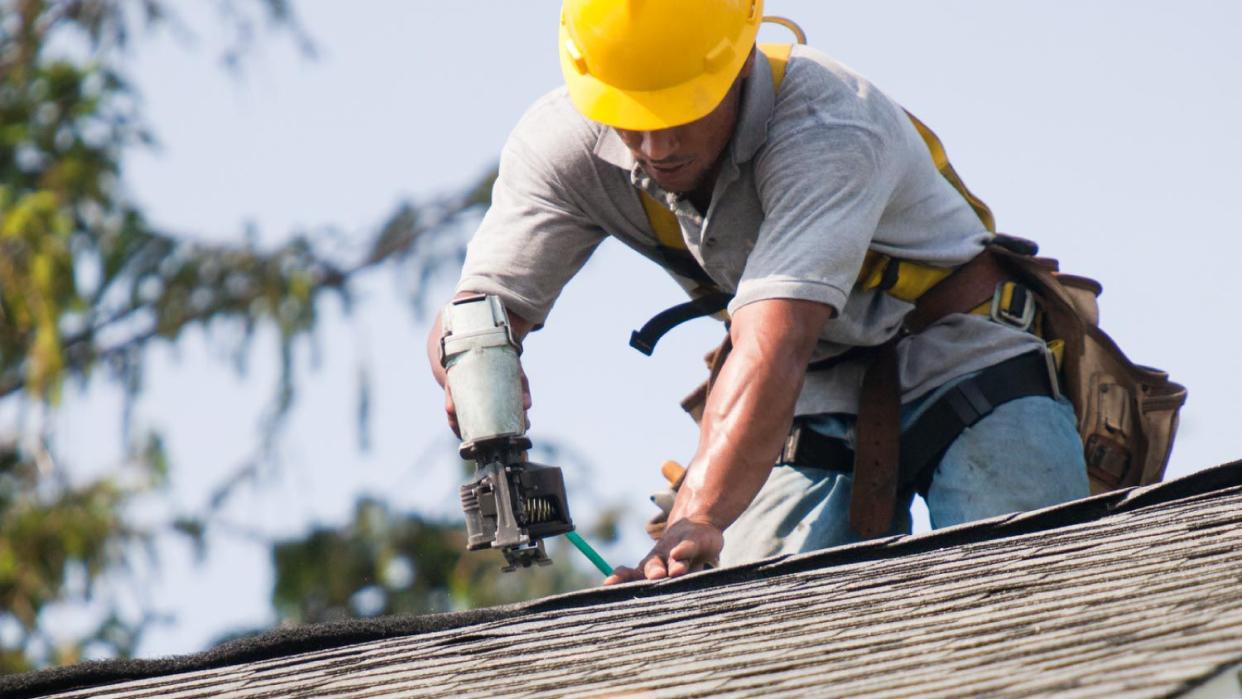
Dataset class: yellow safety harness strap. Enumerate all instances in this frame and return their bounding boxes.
[639,191,683,251]
[758,41,793,86]
[905,111,996,233]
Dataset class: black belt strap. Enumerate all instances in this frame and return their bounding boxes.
[654,247,720,290]
[630,291,732,356]
[780,350,1059,491]
[805,343,889,373]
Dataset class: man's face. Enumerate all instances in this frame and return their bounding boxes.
[613,53,754,195]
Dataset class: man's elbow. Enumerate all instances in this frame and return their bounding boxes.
[729,298,835,368]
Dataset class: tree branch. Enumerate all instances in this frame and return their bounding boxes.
[0,178,490,400]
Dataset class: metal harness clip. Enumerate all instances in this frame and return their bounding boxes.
[990,282,1036,332]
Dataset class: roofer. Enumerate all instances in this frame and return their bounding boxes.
[428,0,1090,583]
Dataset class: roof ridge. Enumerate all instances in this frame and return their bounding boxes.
[4,459,1239,699]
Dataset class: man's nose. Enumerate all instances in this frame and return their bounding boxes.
[639,128,680,161]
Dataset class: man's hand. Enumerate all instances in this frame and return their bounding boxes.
[604,298,835,586]
[604,518,724,585]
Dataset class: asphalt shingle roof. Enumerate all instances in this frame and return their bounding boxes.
[6,460,1242,699]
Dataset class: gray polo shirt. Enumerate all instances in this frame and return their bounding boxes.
[456,45,1043,416]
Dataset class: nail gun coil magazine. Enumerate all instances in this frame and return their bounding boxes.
[460,461,574,570]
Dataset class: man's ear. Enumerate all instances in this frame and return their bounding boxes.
[739,46,757,78]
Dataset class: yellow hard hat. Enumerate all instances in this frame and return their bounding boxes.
[559,0,764,131]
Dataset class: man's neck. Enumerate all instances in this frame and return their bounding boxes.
[685,147,730,216]
[687,187,712,217]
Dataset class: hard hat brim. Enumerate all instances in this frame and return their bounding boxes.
[559,23,755,131]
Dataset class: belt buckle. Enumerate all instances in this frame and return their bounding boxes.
[990,282,1036,332]
[781,423,803,465]
[1041,345,1063,402]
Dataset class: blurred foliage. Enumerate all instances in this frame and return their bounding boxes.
[269,498,622,626]
[0,0,524,674]
[0,434,170,673]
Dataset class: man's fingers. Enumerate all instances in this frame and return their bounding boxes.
[520,370,533,411]
[517,372,532,430]
[668,539,700,563]
[603,566,640,586]
[666,539,701,577]
[641,554,669,581]
[444,387,461,438]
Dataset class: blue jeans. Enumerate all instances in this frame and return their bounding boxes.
[718,380,1089,566]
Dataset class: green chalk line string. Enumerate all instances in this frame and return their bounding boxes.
[565,531,613,577]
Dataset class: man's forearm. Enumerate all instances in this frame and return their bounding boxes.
[670,299,834,531]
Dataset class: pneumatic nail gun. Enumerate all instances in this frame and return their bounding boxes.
[440,294,574,571]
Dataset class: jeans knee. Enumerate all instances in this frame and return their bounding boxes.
[927,396,1088,527]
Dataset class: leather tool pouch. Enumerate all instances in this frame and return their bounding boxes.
[989,244,1187,492]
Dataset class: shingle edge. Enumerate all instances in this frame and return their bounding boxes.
[3,459,1239,699]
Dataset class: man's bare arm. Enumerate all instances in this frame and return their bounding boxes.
[677,298,834,527]
[427,292,536,435]
[606,297,834,583]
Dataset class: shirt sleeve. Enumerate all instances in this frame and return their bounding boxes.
[729,120,899,317]
[455,124,607,328]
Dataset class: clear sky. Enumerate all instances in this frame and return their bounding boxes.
[43,1,1242,658]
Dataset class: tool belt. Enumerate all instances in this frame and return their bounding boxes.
[656,235,1186,541]
[781,349,1060,498]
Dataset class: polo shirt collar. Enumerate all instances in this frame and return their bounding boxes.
[593,127,634,171]
[591,49,775,174]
